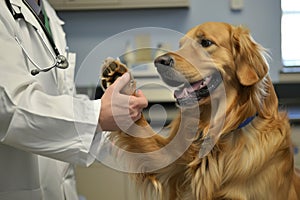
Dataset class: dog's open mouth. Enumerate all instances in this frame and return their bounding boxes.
[174,71,222,106]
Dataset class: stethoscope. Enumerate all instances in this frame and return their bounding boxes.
[5,0,69,76]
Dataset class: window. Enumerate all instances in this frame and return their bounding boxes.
[281,0,300,67]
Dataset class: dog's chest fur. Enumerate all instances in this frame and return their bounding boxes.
[173,120,292,200]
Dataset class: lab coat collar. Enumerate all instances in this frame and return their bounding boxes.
[10,0,42,33]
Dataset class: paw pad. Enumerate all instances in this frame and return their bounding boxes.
[101,58,129,90]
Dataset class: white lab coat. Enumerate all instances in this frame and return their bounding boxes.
[0,0,101,199]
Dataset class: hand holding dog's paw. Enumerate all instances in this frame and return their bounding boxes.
[98,58,148,131]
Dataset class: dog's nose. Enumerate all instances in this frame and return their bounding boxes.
[154,55,174,68]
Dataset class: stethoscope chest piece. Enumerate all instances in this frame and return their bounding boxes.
[56,55,69,69]
[30,54,69,76]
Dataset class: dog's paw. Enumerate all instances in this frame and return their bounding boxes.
[101,57,129,90]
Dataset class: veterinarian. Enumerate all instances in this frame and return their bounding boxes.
[0,0,148,199]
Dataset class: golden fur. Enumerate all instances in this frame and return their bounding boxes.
[102,22,300,200]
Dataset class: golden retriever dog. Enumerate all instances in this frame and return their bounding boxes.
[101,22,300,200]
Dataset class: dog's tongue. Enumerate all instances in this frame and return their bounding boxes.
[174,76,212,99]
[174,81,204,99]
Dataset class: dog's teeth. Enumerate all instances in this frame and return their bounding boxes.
[187,86,194,93]
[204,76,212,85]
[200,79,207,87]
[183,88,189,96]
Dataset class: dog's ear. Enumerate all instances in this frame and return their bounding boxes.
[232,26,268,86]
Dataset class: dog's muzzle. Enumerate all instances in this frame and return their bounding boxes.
[154,55,223,107]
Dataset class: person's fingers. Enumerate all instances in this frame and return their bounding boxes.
[112,72,131,92]
[132,112,142,122]
[135,90,148,108]
[127,91,147,121]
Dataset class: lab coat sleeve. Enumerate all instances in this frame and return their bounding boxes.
[0,16,101,167]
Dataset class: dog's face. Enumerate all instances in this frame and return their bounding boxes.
[154,22,269,108]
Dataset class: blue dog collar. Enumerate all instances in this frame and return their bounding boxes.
[237,113,258,129]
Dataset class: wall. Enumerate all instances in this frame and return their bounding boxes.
[56,0,282,86]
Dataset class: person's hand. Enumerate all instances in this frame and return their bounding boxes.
[99,72,148,131]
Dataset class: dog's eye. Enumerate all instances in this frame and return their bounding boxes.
[200,39,213,47]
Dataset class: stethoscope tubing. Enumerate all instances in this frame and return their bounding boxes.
[5,0,68,75]
[14,28,57,72]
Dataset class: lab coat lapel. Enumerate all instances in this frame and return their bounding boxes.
[10,0,58,83]
[43,0,77,95]
[43,0,66,56]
